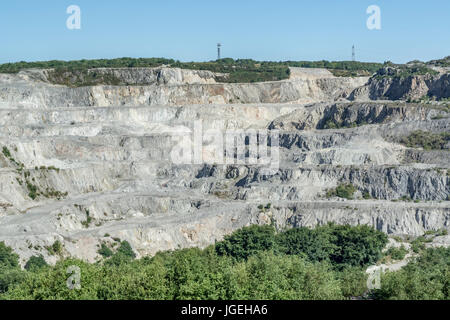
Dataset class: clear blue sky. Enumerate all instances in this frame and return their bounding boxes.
[1,0,449,64]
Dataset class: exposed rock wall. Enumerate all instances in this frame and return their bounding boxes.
[350,73,450,101]
[0,67,448,265]
[0,68,369,108]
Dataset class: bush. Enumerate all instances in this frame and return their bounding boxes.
[0,268,26,294]
[0,242,24,294]
[400,130,450,150]
[53,241,63,255]
[335,184,356,199]
[81,210,93,228]
[337,266,368,298]
[372,248,450,300]
[411,237,426,253]
[363,191,372,199]
[98,243,113,258]
[104,241,136,266]
[2,146,11,158]
[215,225,276,260]
[326,183,357,199]
[324,224,388,268]
[26,181,38,200]
[160,247,233,300]
[236,252,343,300]
[116,241,136,259]
[276,227,333,262]
[385,246,408,261]
[47,240,63,256]
[0,242,19,269]
[24,255,48,271]
[215,223,387,271]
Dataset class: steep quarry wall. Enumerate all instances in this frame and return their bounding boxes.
[0,67,448,265]
[0,67,368,108]
[350,71,450,101]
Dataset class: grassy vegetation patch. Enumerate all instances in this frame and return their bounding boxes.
[0,58,386,86]
[97,243,113,258]
[46,68,122,87]
[2,147,11,158]
[326,183,357,200]
[322,118,368,129]
[24,255,48,271]
[1,148,66,201]
[362,191,372,199]
[81,209,93,228]
[427,56,450,67]
[1,146,22,167]
[372,247,450,300]
[384,246,408,261]
[285,60,382,76]
[45,240,63,256]
[400,130,450,150]
[374,62,439,80]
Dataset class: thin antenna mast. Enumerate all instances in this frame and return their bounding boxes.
[217,43,221,60]
[352,45,356,62]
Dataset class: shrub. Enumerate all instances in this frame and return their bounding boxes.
[335,184,356,199]
[215,225,276,260]
[0,242,24,294]
[400,130,450,150]
[0,268,26,294]
[337,266,368,298]
[1,250,347,300]
[372,248,450,300]
[81,210,93,228]
[237,252,343,300]
[98,243,113,258]
[276,227,333,262]
[323,224,388,268]
[105,241,136,266]
[0,242,19,269]
[327,183,356,199]
[2,146,11,158]
[26,181,38,200]
[45,240,63,256]
[363,191,372,199]
[411,237,426,253]
[24,255,48,271]
[116,241,136,259]
[385,246,408,261]
[54,241,62,254]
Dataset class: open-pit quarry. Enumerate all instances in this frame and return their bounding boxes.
[0,66,449,265]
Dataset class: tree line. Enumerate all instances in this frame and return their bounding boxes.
[1,223,449,300]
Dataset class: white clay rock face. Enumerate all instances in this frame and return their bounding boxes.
[0,66,449,266]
